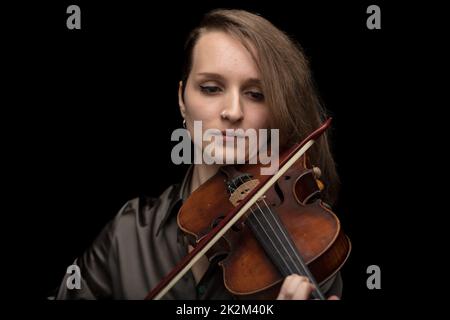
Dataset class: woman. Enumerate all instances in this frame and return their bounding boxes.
[56,9,342,300]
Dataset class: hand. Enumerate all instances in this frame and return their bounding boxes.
[276,274,340,300]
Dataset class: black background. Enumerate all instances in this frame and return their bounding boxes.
[4,0,441,307]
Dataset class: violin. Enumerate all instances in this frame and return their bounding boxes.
[146,118,351,300]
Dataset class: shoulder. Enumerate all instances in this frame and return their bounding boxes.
[109,183,182,238]
[78,183,182,269]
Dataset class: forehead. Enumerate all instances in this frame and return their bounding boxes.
[191,31,260,79]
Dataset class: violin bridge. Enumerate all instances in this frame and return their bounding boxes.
[228,179,260,207]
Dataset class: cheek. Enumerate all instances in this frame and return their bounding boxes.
[184,88,220,121]
[247,106,271,129]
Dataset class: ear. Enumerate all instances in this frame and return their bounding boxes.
[178,81,186,118]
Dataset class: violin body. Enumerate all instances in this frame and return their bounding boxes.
[178,156,351,299]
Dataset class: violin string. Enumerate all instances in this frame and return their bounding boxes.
[230,177,295,275]
[253,200,324,286]
[256,193,311,273]
[246,209,294,276]
[237,174,325,299]
[258,197,325,299]
[249,183,311,279]
[238,175,302,275]
[241,179,312,276]
[251,201,300,272]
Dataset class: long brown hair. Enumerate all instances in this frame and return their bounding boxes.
[180,9,339,205]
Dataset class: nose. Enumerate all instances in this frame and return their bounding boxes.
[222,89,244,123]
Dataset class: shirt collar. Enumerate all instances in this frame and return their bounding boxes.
[156,165,193,235]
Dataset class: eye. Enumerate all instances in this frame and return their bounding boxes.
[200,85,222,94]
[246,91,265,102]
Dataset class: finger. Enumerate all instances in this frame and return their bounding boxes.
[284,275,310,299]
[277,275,301,300]
[327,295,340,300]
[277,275,310,300]
[291,280,315,300]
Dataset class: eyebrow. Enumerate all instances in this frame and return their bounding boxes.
[196,72,262,86]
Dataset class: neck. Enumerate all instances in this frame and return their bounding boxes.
[190,163,221,195]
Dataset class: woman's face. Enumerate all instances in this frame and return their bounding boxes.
[179,31,270,163]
